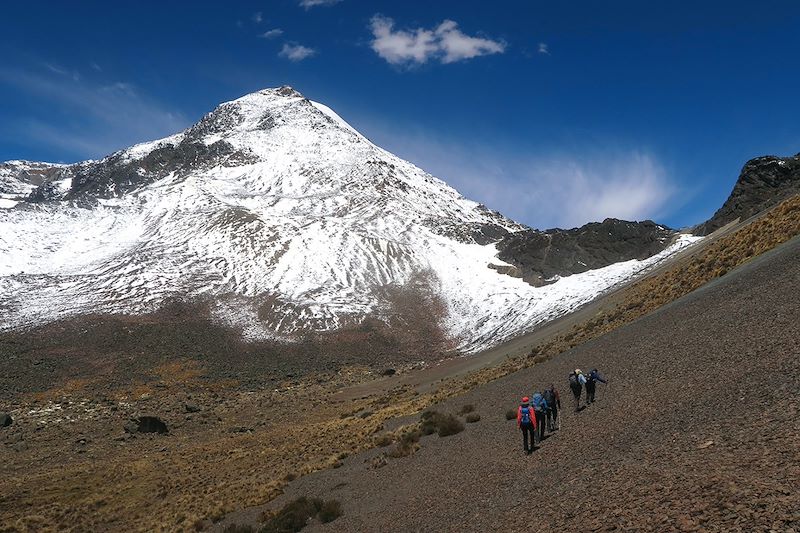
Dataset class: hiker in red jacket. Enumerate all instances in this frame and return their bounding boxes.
[517,396,538,454]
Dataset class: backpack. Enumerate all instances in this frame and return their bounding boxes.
[543,389,555,406]
[569,373,578,386]
[519,406,532,425]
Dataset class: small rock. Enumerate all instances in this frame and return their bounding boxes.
[0,413,12,428]
[184,402,200,413]
[12,440,27,452]
[123,420,140,434]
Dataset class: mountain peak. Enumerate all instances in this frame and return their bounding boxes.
[269,85,305,98]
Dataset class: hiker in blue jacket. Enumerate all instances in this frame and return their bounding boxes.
[585,368,607,405]
[531,391,549,441]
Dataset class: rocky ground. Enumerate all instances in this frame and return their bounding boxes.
[219,235,800,532]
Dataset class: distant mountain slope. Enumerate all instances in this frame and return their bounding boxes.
[496,218,674,285]
[0,86,698,354]
[695,153,800,235]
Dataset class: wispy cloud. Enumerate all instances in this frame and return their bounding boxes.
[538,42,550,55]
[0,65,188,160]
[260,28,284,39]
[252,11,263,23]
[299,0,342,9]
[369,15,506,66]
[363,127,680,229]
[44,62,80,81]
[279,43,316,61]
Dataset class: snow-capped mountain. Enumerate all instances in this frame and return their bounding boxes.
[0,87,699,353]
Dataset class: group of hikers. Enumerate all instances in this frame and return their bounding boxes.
[516,368,607,454]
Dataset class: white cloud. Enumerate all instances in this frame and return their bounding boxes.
[369,16,506,66]
[279,43,316,61]
[299,0,342,9]
[0,66,188,160]
[260,28,284,39]
[369,15,437,65]
[538,42,550,55]
[359,126,679,229]
[252,11,263,23]
[435,20,506,63]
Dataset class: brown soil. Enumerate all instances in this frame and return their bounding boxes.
[220,232,800,533]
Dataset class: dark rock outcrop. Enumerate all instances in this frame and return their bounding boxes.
[64,140,254,200]
[124,416,169,434]
[496,219,674,285]
[0,412,12,427]
[0,161,72,196]
[695,154,800,236]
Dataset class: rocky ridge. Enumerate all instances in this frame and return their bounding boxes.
[695,153,800,235]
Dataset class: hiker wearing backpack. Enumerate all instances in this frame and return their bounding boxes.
[568,369,587,411]
[543,384,561,431]
[517,396,538,454]
[585,368,608,404]
[531,391,548,442]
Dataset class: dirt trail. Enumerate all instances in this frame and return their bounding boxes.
[224,235,800,532]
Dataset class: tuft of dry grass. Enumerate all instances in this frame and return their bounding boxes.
[386,429,422,458]
[465,413,481,423]
[420,410,465,437]
[260,496,342,532]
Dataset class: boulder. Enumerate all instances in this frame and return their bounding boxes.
[0,413,12,427]
[124,416,169,435]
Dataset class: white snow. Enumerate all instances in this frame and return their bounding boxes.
[0,87,703,353]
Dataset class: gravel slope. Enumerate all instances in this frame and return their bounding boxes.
[242,235,800,532]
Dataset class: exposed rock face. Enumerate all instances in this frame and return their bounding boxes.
[496,218,674,285]
[0,161,71,197]
[695,154,800,235]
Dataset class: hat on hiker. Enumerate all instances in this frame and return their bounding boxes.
[522,396,530,403]
[575,368,581,374]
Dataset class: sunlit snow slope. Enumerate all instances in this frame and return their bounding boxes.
[0,87,700,353]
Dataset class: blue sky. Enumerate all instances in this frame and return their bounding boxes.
[1,1,799,229]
